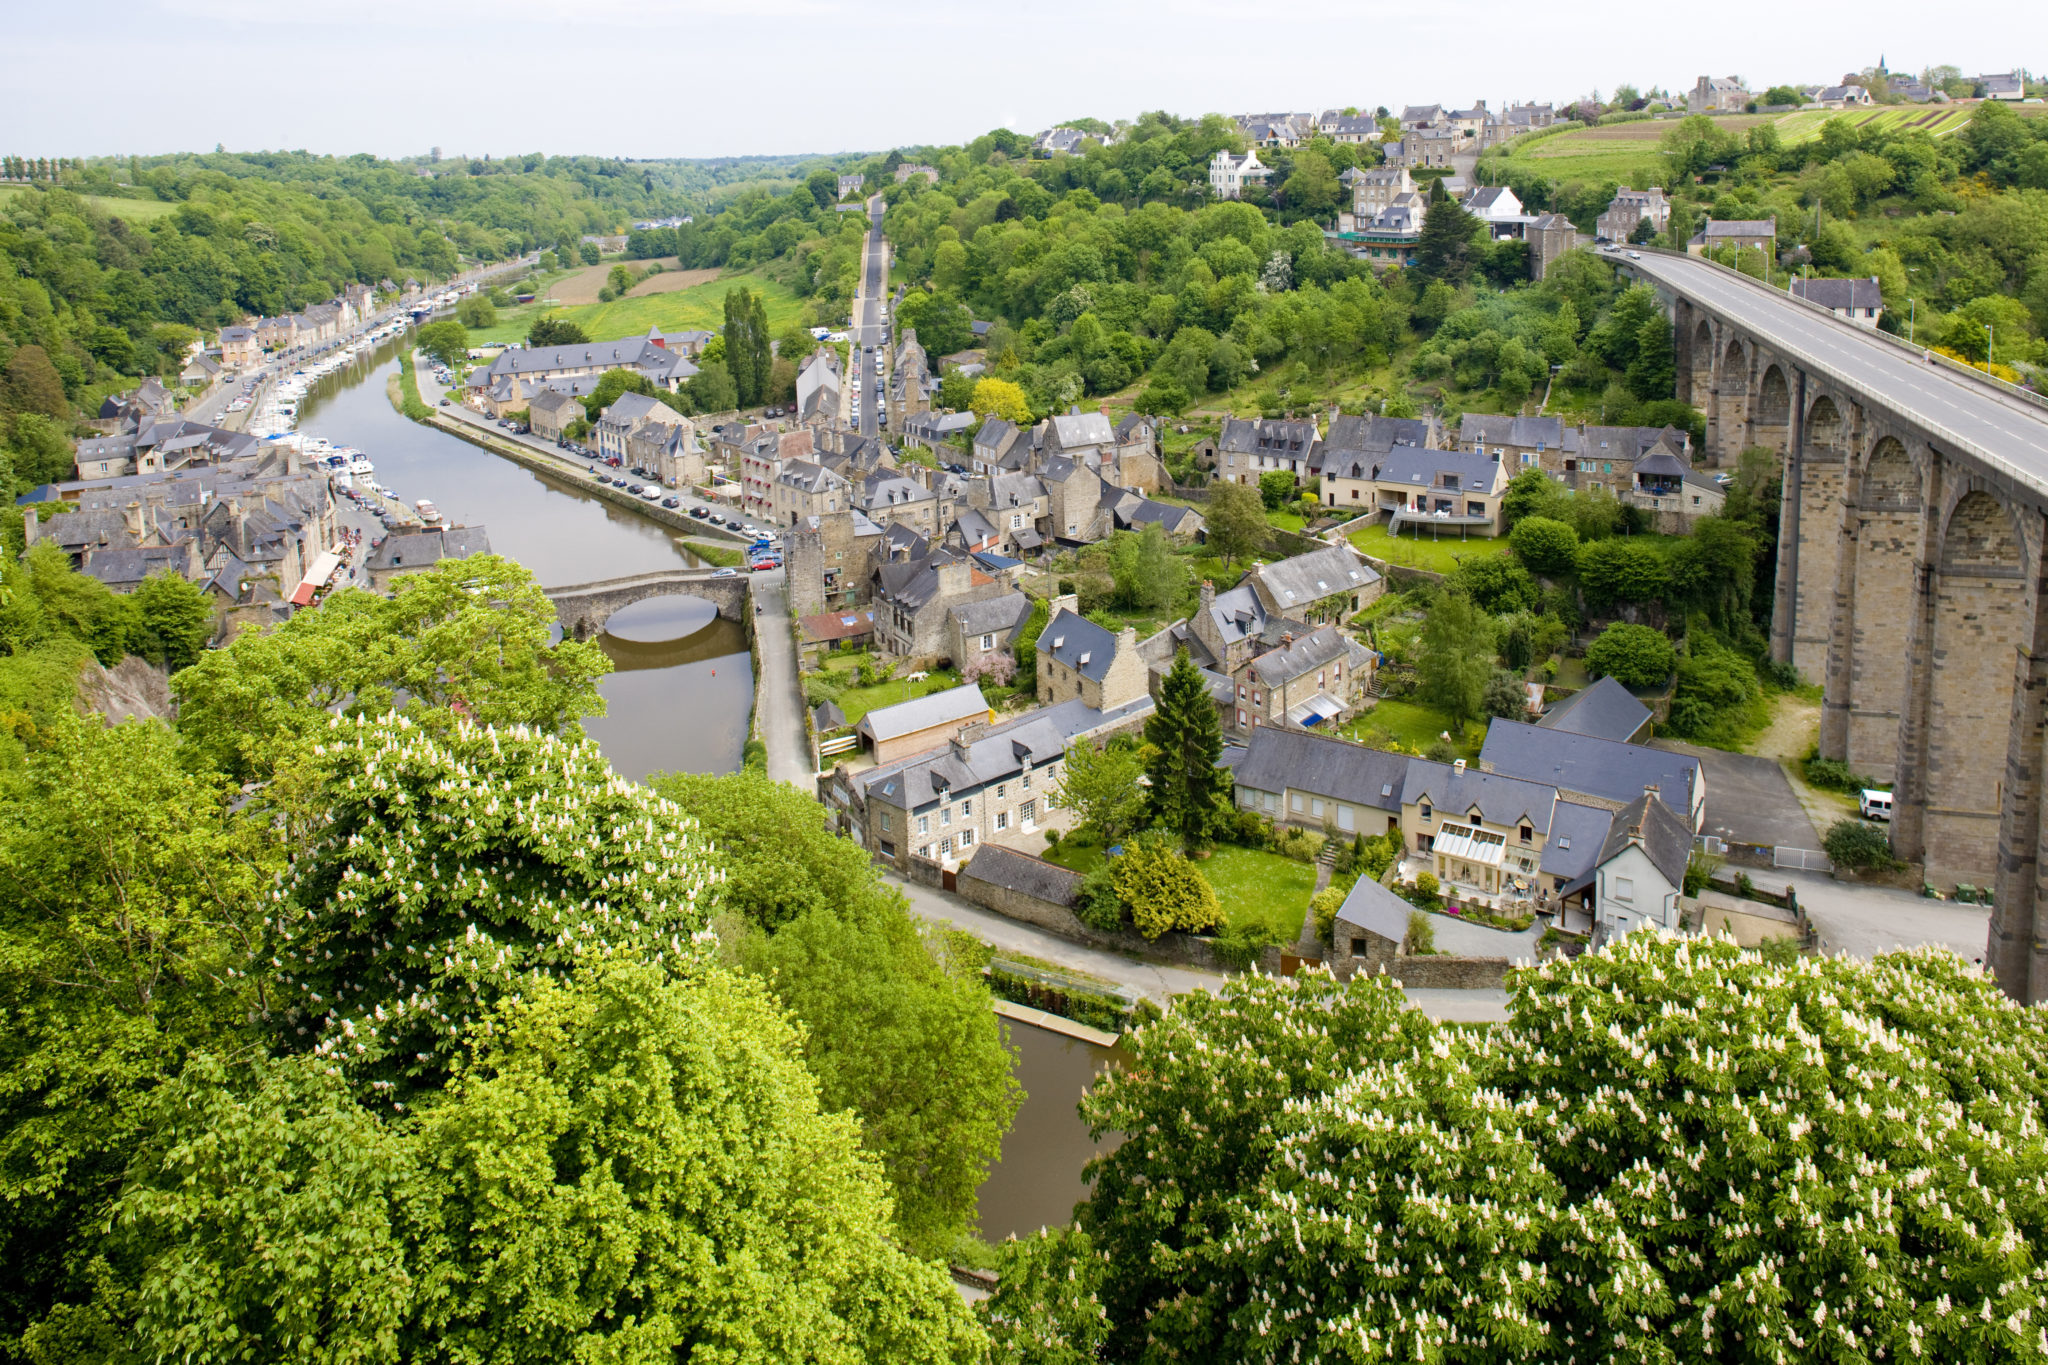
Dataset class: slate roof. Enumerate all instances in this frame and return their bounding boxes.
[1635,450,1689,479]
[1122,499,1199,534]
[856,701,1109,811]
[962,844,1084,907]
[1479,720,1700,818]
[1403,759,1561,835]
[1335,875,1413,944]
[1252,544,1378,609]
[1595,792,1693,889]
[988,472,1046,507]
[1791,276,1883,312]
[483,335,695,383]
[363,524,493,573]
[952,591,1032,639]
[1542,799,1615,884]
[1537,675,1653,743]
[1038,608,1119,682]
[526,389,579,416]
[1700,219,1776,238]
[1375,445,1502,492]
[813,699,849,731]
[1324,413,1428,456]
[1461,413,1565,450]
[1051,412,1117,450]
[1248,625,1358,687]
[799,609,875,643]
[857,682,989,743]
[1228,727,1412,814]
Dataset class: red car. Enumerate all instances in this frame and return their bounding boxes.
[749,557,781,572]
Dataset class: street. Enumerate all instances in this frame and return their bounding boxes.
[851,194,887,437]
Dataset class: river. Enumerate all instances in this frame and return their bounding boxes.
[296,337,1111,1242]
[296,339,752,779]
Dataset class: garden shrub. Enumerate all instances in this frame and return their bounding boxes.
[1111,830,1223,939]
[1272,826,1323,864]
[1074,863,1124,932]
[1803,753,1881,795]
[1406,910,1436,955]
[1584,622,1676,688]
[1399,871,1442,910]
[1211,920,1282,971]
[1824,818,1900,872]
[1310,886,1347,942]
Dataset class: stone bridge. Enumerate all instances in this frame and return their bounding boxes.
[1621,249,2048,1001]
[547,569,752,641]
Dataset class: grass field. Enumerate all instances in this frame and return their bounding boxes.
[1044,839,1314,942]
[466,270,804,346]
[1348,522,1509,574]
[1342,699,1485,760]
[0,183,179,221]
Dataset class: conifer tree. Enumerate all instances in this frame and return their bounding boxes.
[1143,648,1228,847]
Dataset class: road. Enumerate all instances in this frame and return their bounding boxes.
[851,194,887,437]
[1624,250,2048,480]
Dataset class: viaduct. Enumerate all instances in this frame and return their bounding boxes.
[545,569,752,641]
[1620,249,2048,1002]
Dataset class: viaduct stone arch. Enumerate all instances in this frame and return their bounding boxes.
[546,570,753,642]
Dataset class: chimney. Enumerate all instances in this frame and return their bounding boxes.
[949,732,973,762]
[1453,758,1466,772]
[1200,579,1216,613]
[1643,783,1660,803]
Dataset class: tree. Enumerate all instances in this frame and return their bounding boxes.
[414,320,469,368]
[1109,524,1181,612]
[971,375,1031,424]
[1413,190,1484,284]
[171,555,610,787]
[1627,215,1657,245]
[455,294,496,328]
[1257,469,1295,511]
[1502,467,1570,528]
[5,411,77,488]
[1625,312,1676,399]
[805,168,838,208]
[722,286,772,408]
[1056,737,1150,843]
[1279,149,1340,218]
[1204,481,1267,567]
[1143,648,1228,847]
[1824,816,1900,871]
[1136,375,1188,416]
[265,714,717,1090]
[1576,537,1669,610]
[1006,940,2048,1362]
[131,568,212,672]
[961,650,1014,687]
[1111,830,1224,939]
[1584,621,1675,687]
[119,962,985,1363]
[1416,593,1495,728]
[1449,554,1537,613]
[526,313,588,347]
[2,345,71,419]
[686,359,738,414]
[578,240,600,266]
[580,365,658,421]
[1482,669,1528,720]
[1509,515,1580,575]
[1762,84,1804,108]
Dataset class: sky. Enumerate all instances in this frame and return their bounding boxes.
[9,0,2045,161]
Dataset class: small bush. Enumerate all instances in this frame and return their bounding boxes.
[741,738,767,771]
[1424,738,1460,764]
[1406,910,1436,955]
[1803,753,1881,795]
[1399,872,1442,911]
[1043,827,1063,851]
[1310,886,1347,942]
[1272,826,1324,864]
[1211,920,1283,971]
[1824,818,1900,872]
[1074,863,1123,932]
[1231,807,1273,849]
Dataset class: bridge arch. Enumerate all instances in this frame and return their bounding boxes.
[1832,436,1925,779]
[546,570,753,642]
[1714,336,1751,461]
[1688,319,1715,407]
[1753,362,1792,455]
[1922,489,2030,884]
[1786,389,1851,679]
[1806,394,1846,453]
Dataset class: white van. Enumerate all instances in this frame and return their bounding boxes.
[1860,789,1893,822]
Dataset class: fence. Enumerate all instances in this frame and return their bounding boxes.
[1773,845,1833,873]
[818,732,859,757]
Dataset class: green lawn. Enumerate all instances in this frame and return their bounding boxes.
[1348,522,1509,574]
[464,270,803,346]
[0,183,180,221]
[1343,699,1485,760]
[826,668,966,727]
[1044,840,1314,943]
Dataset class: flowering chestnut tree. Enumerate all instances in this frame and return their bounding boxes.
[985,936,2048,1362]
[265,713,721,1092]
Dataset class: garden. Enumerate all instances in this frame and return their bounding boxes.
[801,650,964,728]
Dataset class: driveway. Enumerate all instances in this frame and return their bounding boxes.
[1777,869,1991,964]
[750,571,812,786]
[1653,739,1821,851]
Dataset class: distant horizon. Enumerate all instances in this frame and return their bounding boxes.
[9,0,2039,160]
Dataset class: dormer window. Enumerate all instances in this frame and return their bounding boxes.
[1520,824,1534,843]
[1419,803,1432,822]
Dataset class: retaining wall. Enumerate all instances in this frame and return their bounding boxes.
[954,866,1282,974]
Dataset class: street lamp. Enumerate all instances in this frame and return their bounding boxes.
[1908,297,1915,344]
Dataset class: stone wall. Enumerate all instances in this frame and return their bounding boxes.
[955,867,1259,972]
[1337,954,1513,989]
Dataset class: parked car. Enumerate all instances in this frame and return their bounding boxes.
[662,496,681,508]
[710,567,740,578]
[750,557,781,572]
[690,507,708,519]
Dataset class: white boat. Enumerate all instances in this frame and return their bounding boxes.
[347,455,375,475]
[414,499,443,526]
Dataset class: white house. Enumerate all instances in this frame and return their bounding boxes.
[1589,791,1692,943]
[1209,149,1271,201]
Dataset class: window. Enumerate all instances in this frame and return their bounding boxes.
[1337,805,1355,832]
[1613,876,1635,902]
[1237,685,1247,700]
[1021,771,1031,791]
[960,798,972,817]
[1290,792,1305,813]
[1252,691,1262,705]
[879,811,892,832]
[995,810,1009,831]
[941,806,952,826]
[981,633,995,651]
[995,784,1006,799]
[940,836,952,855]
[1019,799,1035,823]
[959,828,975,848]
[1238,708,1247,728]
[916,815,929,835]
[917,846,930,860]
[1419,803,1432,822]
[1520,824,1533,844]
[1310,798,1325,818]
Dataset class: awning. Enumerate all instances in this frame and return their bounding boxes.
[289,579,318,606]
[303,549,343,585]
[1285,693,1345,727]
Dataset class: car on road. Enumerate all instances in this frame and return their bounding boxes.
[710,567,739,578]
[750,558,781,572]
[690,507,708,519]
[640,486,662,501]
[1627,251,1643,260]
[661,496,681,508]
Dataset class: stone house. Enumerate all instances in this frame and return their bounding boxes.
[947,592,1035,678]
[1388,129,1458,170]
[625,414,699,485]
[796,349,843,424]
[1330,876,1413,969]
[1689,75,1750,114]
[1193,415,1320,486]
[217,326,260,370]
[1595,186,1671,243]
[971,416,1031,476]
[856,470,944,539]
[1460,413,1566,470]
[1041,455,1107,544]
[900,409,976,452]
[476,331,698,396]
[1527,213,1582,281]
[856,682,991,765]
[968,470,1050,556]
[1224,623,1374,737]
[1045,411,1118,465]
[783,506,886,617]
[1401,758,1566,909]
[594,392,688,465]
[1113,495,1204,541]
[1351,165,1415,218]
[871,548,1008,662]
[1110,413,1165,492]
[1478,719,1705,831]
[1371,445,1511,535]
[1790,275,1884,327]
[1688,219,1777,257]
[362,524,494,593]
[1557,423,1692,490]
[769,459,851,528]
[526,388,580,442]
[1247,543,1382,624]
[1034,607,1151,712]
